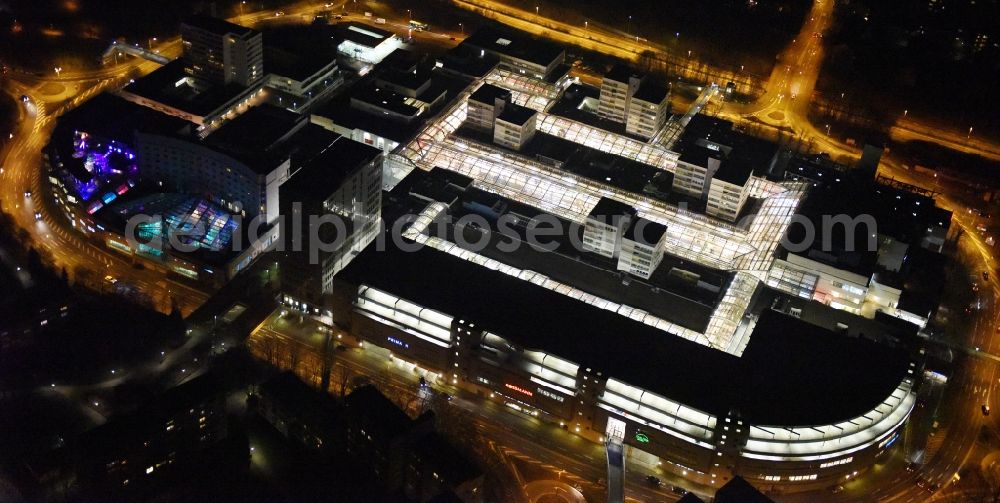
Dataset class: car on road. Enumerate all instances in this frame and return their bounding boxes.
[644,475,661,487]
[669,485,688,495]
[104,275,118,284]
[34,211,41,221]
[984,271,990,281]
[20,94,29,102]
[831,485,844,494]
[449,36,457,41]
[274,10,284,16]
[983,404,991,416]
[24,190,31,198]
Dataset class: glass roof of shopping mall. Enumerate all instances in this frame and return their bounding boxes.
[390,71,808,356]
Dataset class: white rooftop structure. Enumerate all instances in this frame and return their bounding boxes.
[387,69,809,356]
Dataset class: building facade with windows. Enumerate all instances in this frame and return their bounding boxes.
[288,233,919,493]
[466,83,511,131]
[581,197,637,259]
[617,217,667,279]
[625,81,670,139]
[181,15,263,87]
[598,64,642,123]
[493,104,537,151]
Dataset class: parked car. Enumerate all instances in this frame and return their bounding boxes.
[644,475,661,487]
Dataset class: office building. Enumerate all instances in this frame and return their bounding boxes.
[598,63,642,123]
[617,216,667,279]
[140,104,307,223]
[493,103,537,151]
[625,80,670,139]
[596,63,670,139]
[706,159,754,221]
[279,135,383,293]
[581,197,637,259]
[673,114,778,221]
[466,83,511,131]
[181,15,263,87]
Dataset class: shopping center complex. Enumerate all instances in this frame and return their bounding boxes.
[250,24,950,491]
[53,15,947,492]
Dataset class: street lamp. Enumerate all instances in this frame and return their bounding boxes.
[459,23,464,35]
[535,5,539,16]
[968,126,974,139]
[53,66,62,76]
[240,0,246,15]
[407,9,411,22]
[903,109,908,118]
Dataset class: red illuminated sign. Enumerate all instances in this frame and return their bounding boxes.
[505,383,533,397]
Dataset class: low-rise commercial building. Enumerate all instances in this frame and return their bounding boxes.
[336,22,401,64]
[260,26,343,112]
[461,26,568,83]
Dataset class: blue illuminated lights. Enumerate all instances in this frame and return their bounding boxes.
[69,132,139,202]
[110,195,240,254]
[387,336,410,349]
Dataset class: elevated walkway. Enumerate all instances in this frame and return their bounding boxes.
[102,41,171,66]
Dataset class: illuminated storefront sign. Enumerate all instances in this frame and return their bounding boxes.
[635,432,650,443]
[505,383,533,397]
